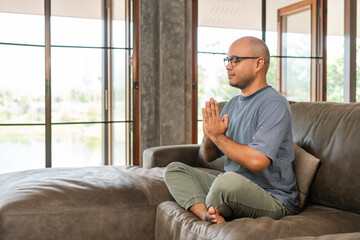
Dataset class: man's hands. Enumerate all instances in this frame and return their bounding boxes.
[202,98,229,142]
[201,98,271,173]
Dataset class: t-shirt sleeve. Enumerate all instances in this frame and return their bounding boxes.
[248,101,290,161]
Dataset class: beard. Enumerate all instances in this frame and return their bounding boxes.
[229,75,255,90]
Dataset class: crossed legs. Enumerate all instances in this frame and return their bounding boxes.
[164,162,291,224]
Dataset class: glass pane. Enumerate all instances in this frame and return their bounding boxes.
[197,53,240,120]
[267,56,277,88]
[0,0,44,45]
[198,0,261,53]
[197,121,203,144]
[0,45,45,123]
[52,124,103,167]
[327,0,345,102]
[112,49,126,121]
[282,9,311,57]
[112,0,126,48]
[282,58,311,101]
[0,126,45,173]
[51,0,103,47]
[112,122,126,166]
[51,47,103,123]
[265,0,304,56]
[197,27,262,53]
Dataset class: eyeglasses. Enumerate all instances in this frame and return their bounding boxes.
[224,56,259,68]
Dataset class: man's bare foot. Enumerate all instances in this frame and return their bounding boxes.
[189,203,208,221]
[206,206,226,224]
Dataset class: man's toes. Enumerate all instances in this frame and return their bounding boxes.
[208,206,216,215]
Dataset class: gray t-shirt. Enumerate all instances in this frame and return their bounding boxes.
[220,86,298,213]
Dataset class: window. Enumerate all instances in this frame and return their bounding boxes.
[0,0,133,173]
[266,0,305,89]
[196,0,308,143]
[327,0,345,102]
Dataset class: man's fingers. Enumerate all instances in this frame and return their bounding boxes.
[222,114,229,128]
[214,100,220,117]
[202,108,208,122]
[206,101,213,117]
[209,98,217,117]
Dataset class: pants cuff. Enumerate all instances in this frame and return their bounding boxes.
[183,196,206,210]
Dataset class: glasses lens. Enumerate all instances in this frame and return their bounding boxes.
[224,58,229,67]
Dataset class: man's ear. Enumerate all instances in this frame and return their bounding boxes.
[255,57,265,72]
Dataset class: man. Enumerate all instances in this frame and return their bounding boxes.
[164,36,298,224]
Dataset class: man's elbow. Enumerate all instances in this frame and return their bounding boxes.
[249,158,271,173]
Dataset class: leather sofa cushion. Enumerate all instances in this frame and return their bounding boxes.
[0,166,173,240]
[293,142,320,211]
[156,201,360,240]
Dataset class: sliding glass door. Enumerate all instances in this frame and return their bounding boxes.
[0,0,133,173]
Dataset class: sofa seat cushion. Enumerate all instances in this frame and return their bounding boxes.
[0,166,173,240]
[156,201,360,240]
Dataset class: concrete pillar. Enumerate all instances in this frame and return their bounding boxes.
[139,0,193,164]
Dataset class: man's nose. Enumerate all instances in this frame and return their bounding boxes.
[226,62,232,70]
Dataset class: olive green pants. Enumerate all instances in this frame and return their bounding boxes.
[164,162,293,220]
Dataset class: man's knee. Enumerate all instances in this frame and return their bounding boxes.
[210,172,250,196]
[165,162,187,174]
[164,162,191,182]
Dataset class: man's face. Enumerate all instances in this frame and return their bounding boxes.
[226,44,257,90]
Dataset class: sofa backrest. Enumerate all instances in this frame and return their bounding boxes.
[290,102,360,214]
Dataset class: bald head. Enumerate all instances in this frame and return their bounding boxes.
[229,37,270,73]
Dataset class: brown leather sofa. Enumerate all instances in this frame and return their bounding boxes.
[144,101,360,239]
[0,102,359,240]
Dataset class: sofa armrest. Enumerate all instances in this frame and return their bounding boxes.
[143,144,200,168]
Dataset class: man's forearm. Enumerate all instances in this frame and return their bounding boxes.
[210,133,270,173]
[200,137,220,162]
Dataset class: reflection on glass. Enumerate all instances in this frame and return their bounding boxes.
[282,58,311,101]
[327,0,345,102]
[52,124,103,167]
[112,123,126,166]
[197,53,240,119]
[0,0,44,45]
[51,0,102,47]
[51,48,103,123]
[112,49,126,121]
[0,45,45,123]
[0,126,45,173]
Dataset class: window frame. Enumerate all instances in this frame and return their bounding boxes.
[0,0,135,172]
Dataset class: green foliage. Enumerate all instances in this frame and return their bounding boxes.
[80,136,101,152]
[327,57,344,102]
[267,58,276,88]
[209,75,240,101]
[71,89,90,103]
